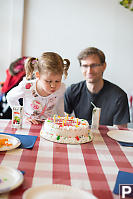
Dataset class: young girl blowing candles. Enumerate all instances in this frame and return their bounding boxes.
[7,52,70,124]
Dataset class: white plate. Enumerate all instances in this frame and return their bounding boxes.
[23,184,97,199]
[0,166,24,193]
[107,130,133,143]
[0,134,21,151]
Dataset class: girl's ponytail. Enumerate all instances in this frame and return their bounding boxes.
[63,59,70,79]
[25,57,38,80]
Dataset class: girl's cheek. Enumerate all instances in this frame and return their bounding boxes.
[56,83,61,88]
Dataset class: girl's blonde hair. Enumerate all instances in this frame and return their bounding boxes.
[25,52,70,80]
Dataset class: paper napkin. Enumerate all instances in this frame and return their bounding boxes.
[113,170,133,195]
[118,141,133,147]
[21,170,25,175]
[0,132,37,149]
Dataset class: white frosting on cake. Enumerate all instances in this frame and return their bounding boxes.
[40,116,93,144]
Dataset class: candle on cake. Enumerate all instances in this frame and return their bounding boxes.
[54,115,56,123]
[62,120,64,127]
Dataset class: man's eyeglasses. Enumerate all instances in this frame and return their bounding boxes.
[81,63,103,69]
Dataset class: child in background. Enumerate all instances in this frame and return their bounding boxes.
[7,52,70,124]
[0,57,27,119]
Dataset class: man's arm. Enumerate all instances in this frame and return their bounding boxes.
[64,86,74,115]
[115,124,127,128]
[113,94,130,128]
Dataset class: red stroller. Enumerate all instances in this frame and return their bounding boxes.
[0,57,27,119]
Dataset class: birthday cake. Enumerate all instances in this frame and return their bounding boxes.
[40,116,93,144]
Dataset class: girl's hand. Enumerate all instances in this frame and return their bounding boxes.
[26,117,42,125]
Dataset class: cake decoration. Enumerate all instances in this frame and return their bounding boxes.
[40,115,93,144]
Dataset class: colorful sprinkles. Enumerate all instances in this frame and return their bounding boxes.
[41,116,93,144]
[41,131,93,144]
[47,116,87,128]
[0,178,8,184]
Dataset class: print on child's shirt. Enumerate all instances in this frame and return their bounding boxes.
[30,96,57,121]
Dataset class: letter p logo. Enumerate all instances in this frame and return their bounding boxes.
[122,186,131,198]
[120,184,133,198]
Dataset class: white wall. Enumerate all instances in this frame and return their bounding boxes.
[0,0,133,96]
[0,0,24,81]
[0,0,12,81]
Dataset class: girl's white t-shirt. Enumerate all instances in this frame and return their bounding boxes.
[7,77,66,121]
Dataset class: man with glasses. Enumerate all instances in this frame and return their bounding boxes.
[64,47,130,128]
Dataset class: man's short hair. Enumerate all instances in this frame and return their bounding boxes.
[78,47,105,66]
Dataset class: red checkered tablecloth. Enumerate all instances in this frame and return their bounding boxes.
[0,120,133,199]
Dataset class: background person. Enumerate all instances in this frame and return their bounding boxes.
[64,47,130,128]
[0,57,27,119]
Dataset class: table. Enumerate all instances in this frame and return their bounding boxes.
[0,119,133,199]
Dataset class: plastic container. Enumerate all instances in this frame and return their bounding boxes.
[12,106,23,128]
[91,107,101,130]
